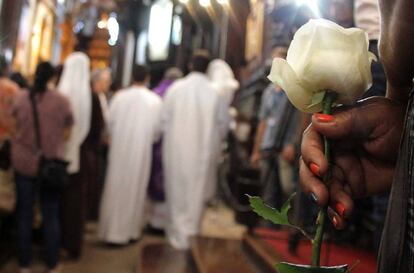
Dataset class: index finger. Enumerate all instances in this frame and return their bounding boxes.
[301,124,329,177]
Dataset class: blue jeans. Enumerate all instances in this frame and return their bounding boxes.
[15,174,60,269]
[260,154,282,209]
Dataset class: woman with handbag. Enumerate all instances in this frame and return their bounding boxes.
[11,62,74,273]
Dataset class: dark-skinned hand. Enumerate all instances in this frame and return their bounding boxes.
[299,97,406,229]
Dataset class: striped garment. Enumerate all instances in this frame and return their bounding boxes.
[407,94,414,269]
[378,91,414,272]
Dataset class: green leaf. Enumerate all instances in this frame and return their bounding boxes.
[275,262,348,273]
[248,194,295,227]
[307,91,326,109]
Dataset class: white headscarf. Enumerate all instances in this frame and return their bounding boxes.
[207,59,239,107]
[58,52,92,174]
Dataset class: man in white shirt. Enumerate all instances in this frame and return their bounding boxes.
[99,65,162,244]
[162,51,226,249]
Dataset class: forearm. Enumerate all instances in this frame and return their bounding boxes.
[379,0,414,102]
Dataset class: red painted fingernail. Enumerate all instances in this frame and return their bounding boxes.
[310,163,320,177]
[332,216,339,229]
[335,202,346,218]
[314,113,335,123]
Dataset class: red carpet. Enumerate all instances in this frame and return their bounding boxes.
[255,228,376,273]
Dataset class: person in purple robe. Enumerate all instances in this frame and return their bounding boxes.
[148,67,183,230]
[153,68,183,98]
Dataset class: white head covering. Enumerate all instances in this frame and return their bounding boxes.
[58,52,92,174]
[207,59,239,107]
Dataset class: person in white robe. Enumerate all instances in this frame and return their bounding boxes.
[162,51,227,250]
[58,52,92,174]
[205,59,239,202]
[57,51,92,257]
[207,59,239,108]
[99,65,162,244]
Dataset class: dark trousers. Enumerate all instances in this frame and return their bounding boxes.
[84,146,101,221]
[260,154,282,209]
[15,174,60,269]
[61,172,87,258]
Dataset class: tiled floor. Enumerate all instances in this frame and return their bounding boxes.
[0,223,159,273]
[201,204,247,240]
[0,205,246,273]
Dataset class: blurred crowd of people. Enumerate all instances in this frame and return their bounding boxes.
[0,0,401,272]
[0,43,240,272]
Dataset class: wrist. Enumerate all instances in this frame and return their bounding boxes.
[385,82,412,104]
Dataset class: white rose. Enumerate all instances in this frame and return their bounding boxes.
[268,19,377,113]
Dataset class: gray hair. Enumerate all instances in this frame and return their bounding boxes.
[164,67,183,81]
[91,67,111,83]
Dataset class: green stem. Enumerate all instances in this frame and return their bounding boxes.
[311,92,336,267]
[312,208,327,266]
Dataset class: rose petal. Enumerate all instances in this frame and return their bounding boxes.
[268,58,322,113]
[289,19,373,104]
[270,19,375,113]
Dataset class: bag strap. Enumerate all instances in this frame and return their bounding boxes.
[29,92,42,154]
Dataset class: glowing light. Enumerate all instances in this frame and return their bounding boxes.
[199,0,211,7]
[97,20,107,29]
[296,0,320,17]
[179,0,189,3]
[217,0,229,5]
[107,14,119,46]
[172,15,182,45]
[148,0,173,60]
[33,25,41,35]
[175,5,183,14]
[4,49,13,63]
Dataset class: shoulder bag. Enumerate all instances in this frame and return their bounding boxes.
[30,93,69,191]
